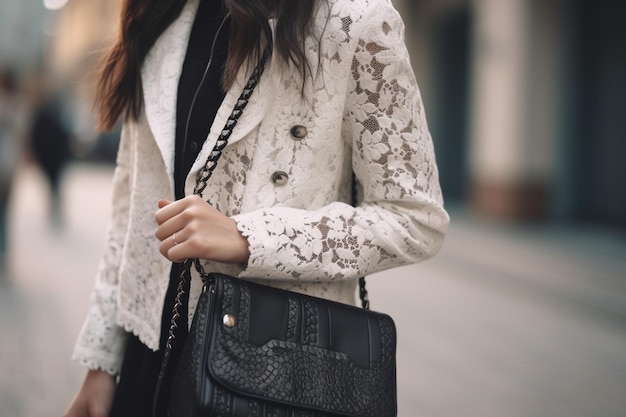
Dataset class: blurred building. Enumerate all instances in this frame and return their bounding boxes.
[397,0,626,229]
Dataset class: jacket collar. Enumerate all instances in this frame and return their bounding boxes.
[141,0,279,188]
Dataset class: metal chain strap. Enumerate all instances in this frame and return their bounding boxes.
[359,277,370,310]
[165,259,193,351]
[193,46,272,198]
[163,45,272,356]
[352,172,370,310]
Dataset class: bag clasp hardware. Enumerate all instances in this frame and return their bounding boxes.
[222,314,237,328]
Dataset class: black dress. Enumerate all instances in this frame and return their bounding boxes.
[109,1,229,416]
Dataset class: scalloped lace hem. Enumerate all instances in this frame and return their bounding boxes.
[72,354,121,376]
[116,310,160,352]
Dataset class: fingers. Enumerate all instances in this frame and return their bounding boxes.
[155,200,189,262]
[165,227,249,264]
[155,196,205,240]
[154,197,186,227]
[157,217,242,263]
[153,196,250,264]
[157,199,171,209]
[158,230,184,262]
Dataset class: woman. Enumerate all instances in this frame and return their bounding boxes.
[64,0,449,416]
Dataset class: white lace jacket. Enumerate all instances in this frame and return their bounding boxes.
[73,0,449,374]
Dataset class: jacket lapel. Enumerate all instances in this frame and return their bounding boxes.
[142,1,280,192]
[188,32,281,182]
[141,0,200,185]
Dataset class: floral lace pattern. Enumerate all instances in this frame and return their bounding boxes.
[73,0,449,375]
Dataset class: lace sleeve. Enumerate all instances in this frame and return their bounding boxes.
[71,124,132,375]
[235,1,449,282]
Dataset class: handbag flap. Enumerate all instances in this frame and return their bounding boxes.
[206,274,397,417]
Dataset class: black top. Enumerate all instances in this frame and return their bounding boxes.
[110,2,230,416]
[174,0,230,199]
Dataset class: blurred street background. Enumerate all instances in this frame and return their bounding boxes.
[1,0,625,416]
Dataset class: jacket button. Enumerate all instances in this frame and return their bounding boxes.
[271,171,289,186]
[290,125,307,140]
[188,141,199,153]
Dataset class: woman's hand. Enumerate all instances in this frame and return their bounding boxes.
[63,370,116,417]
[155,196,250,264]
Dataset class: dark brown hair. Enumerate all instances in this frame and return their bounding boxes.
[96,0,317,131]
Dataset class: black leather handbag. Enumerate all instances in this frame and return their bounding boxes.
[167,272,397,417]
[155,45,398,417]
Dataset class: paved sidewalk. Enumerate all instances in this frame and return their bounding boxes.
[0,164,113,417]
[1,163,625,417]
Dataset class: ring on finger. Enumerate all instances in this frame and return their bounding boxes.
[172,232,178,246]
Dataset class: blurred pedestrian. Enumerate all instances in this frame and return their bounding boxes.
[0,68,23,274]
[28,82,73,229]
[64,0,449,416]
